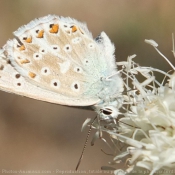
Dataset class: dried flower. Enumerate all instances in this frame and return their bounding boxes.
[92,39,175,175]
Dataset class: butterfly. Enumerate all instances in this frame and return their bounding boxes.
[0,15,123,119]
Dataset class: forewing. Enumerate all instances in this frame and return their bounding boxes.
[1,15,121,106]
[1,15,108,106]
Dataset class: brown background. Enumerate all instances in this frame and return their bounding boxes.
[0,1,175,175]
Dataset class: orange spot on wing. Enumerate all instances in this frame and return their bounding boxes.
[20,59,30,64]
[49,24,59,33]
[25,37,32,43]
[19,45,25,51]
[37,30,44,38]
[71,26,77,33]
[28,72,36,78]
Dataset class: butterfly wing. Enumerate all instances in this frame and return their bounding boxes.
[1,15,123,106]
[0,47,100,106]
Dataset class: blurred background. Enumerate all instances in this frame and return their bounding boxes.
[0,0,175,174]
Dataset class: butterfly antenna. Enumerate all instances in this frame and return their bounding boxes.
[75,116,97,171]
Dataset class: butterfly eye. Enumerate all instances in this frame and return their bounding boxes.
[64,44,72,52]
[101,108,113,115]
[33,53,42,60]
[51,79,60,88]
[100,106,119,119]
[41,67,50,75]
[71,82,80,92]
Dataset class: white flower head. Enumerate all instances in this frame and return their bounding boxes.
[89,40,175,175]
